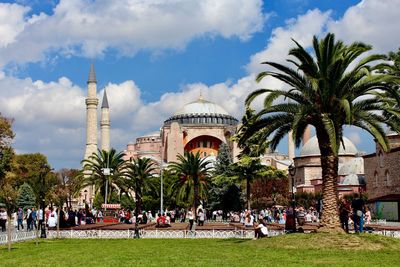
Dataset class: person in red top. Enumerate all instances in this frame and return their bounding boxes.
[125,210,131,224]
[156,213,170,227]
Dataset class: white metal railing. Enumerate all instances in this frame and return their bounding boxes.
[1,228,399,243]
[0,231,38,245]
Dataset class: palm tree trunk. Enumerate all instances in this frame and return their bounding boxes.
[193,179,199,218]
[317,131,342,232]
[246,178,251,210]
[7,213,12,252]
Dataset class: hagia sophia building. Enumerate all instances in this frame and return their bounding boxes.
[76,65,400,221]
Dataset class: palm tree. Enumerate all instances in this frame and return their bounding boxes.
[80,149,127,204]
[233,108,270,210]
[169,151,211,216]
[124,157,157,216]
[242,33,400,231]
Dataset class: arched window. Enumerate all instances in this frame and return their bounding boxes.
[378,151,384,168]
[385,170,390,186]
[374,171,379,187]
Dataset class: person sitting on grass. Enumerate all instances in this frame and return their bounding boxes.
[253,219,269,240]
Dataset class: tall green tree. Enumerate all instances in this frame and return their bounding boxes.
[0,184,19,252]
[11,153,57,206]
[0,114,14,184]
[169,151,211,216]
[17,183,36,210]
[234,108,270,210]
[80,149,127,204]
[58,168,82,208]
[208,143,236,211]
[242,33,400,231]
[0,113,14,149]
[124,157,157,216]
[213,143,233,175]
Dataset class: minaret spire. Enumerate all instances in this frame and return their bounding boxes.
[101,89,111,152]
[88,63,97,83]
[84,64,99,160]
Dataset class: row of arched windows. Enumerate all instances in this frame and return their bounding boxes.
[164,115,238,125]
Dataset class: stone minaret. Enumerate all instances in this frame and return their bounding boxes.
[84,64,99,159]
[100,90,110,152]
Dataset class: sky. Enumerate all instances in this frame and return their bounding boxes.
[0,0,399,170]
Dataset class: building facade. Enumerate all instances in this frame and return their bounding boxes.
[364,133,400,221]
[124,96,241,163]
[292,136,365,198]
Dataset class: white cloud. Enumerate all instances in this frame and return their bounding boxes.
[0,0,266,67]
[0,3,29,48]
[328,0,400,53]
[2,0,400,169]
[246,9,331,74]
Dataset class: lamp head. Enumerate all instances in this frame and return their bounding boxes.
[288,164,296,176]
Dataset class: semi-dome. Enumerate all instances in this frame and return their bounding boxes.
[164,97,238,126]
[300,136,358,157]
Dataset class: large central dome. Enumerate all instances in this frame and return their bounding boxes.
[173,98,230,116]
[164,97,238,126]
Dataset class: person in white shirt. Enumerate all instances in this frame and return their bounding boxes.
[48,214,57,228]
[187,209,194,230]
[198,209,205,226]
[38,209,44,230]
[253,219,269,239]
[305,211,313,223]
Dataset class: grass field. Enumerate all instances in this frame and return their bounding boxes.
[1,234,400,266]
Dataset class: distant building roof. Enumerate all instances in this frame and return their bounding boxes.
[300,136,358,157]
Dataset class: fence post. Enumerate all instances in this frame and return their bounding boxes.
[128,229,130,238]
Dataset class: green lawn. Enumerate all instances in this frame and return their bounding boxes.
[1,234,400,266]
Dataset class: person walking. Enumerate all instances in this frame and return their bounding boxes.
[198,209,205,226]
[26,208,32,231]
[31,208,37,230]
[38,208,44,230]
[351,194,365,233]
[339,200,350,233]
[0,208,7,232]
[187,209,194,231]
[17,208,24,231]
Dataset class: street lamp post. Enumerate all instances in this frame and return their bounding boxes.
[0,150,3,181]
[288,164,297,233]
[40,164,50,238]
[102,153,112,213]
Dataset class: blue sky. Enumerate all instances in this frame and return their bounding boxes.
[0,0,399,169]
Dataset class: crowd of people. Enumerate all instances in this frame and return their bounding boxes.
[339,193,371,233]
[0,194,373,236]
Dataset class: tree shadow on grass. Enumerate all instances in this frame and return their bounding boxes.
[217,239,251,244]
[0,247,19,251]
